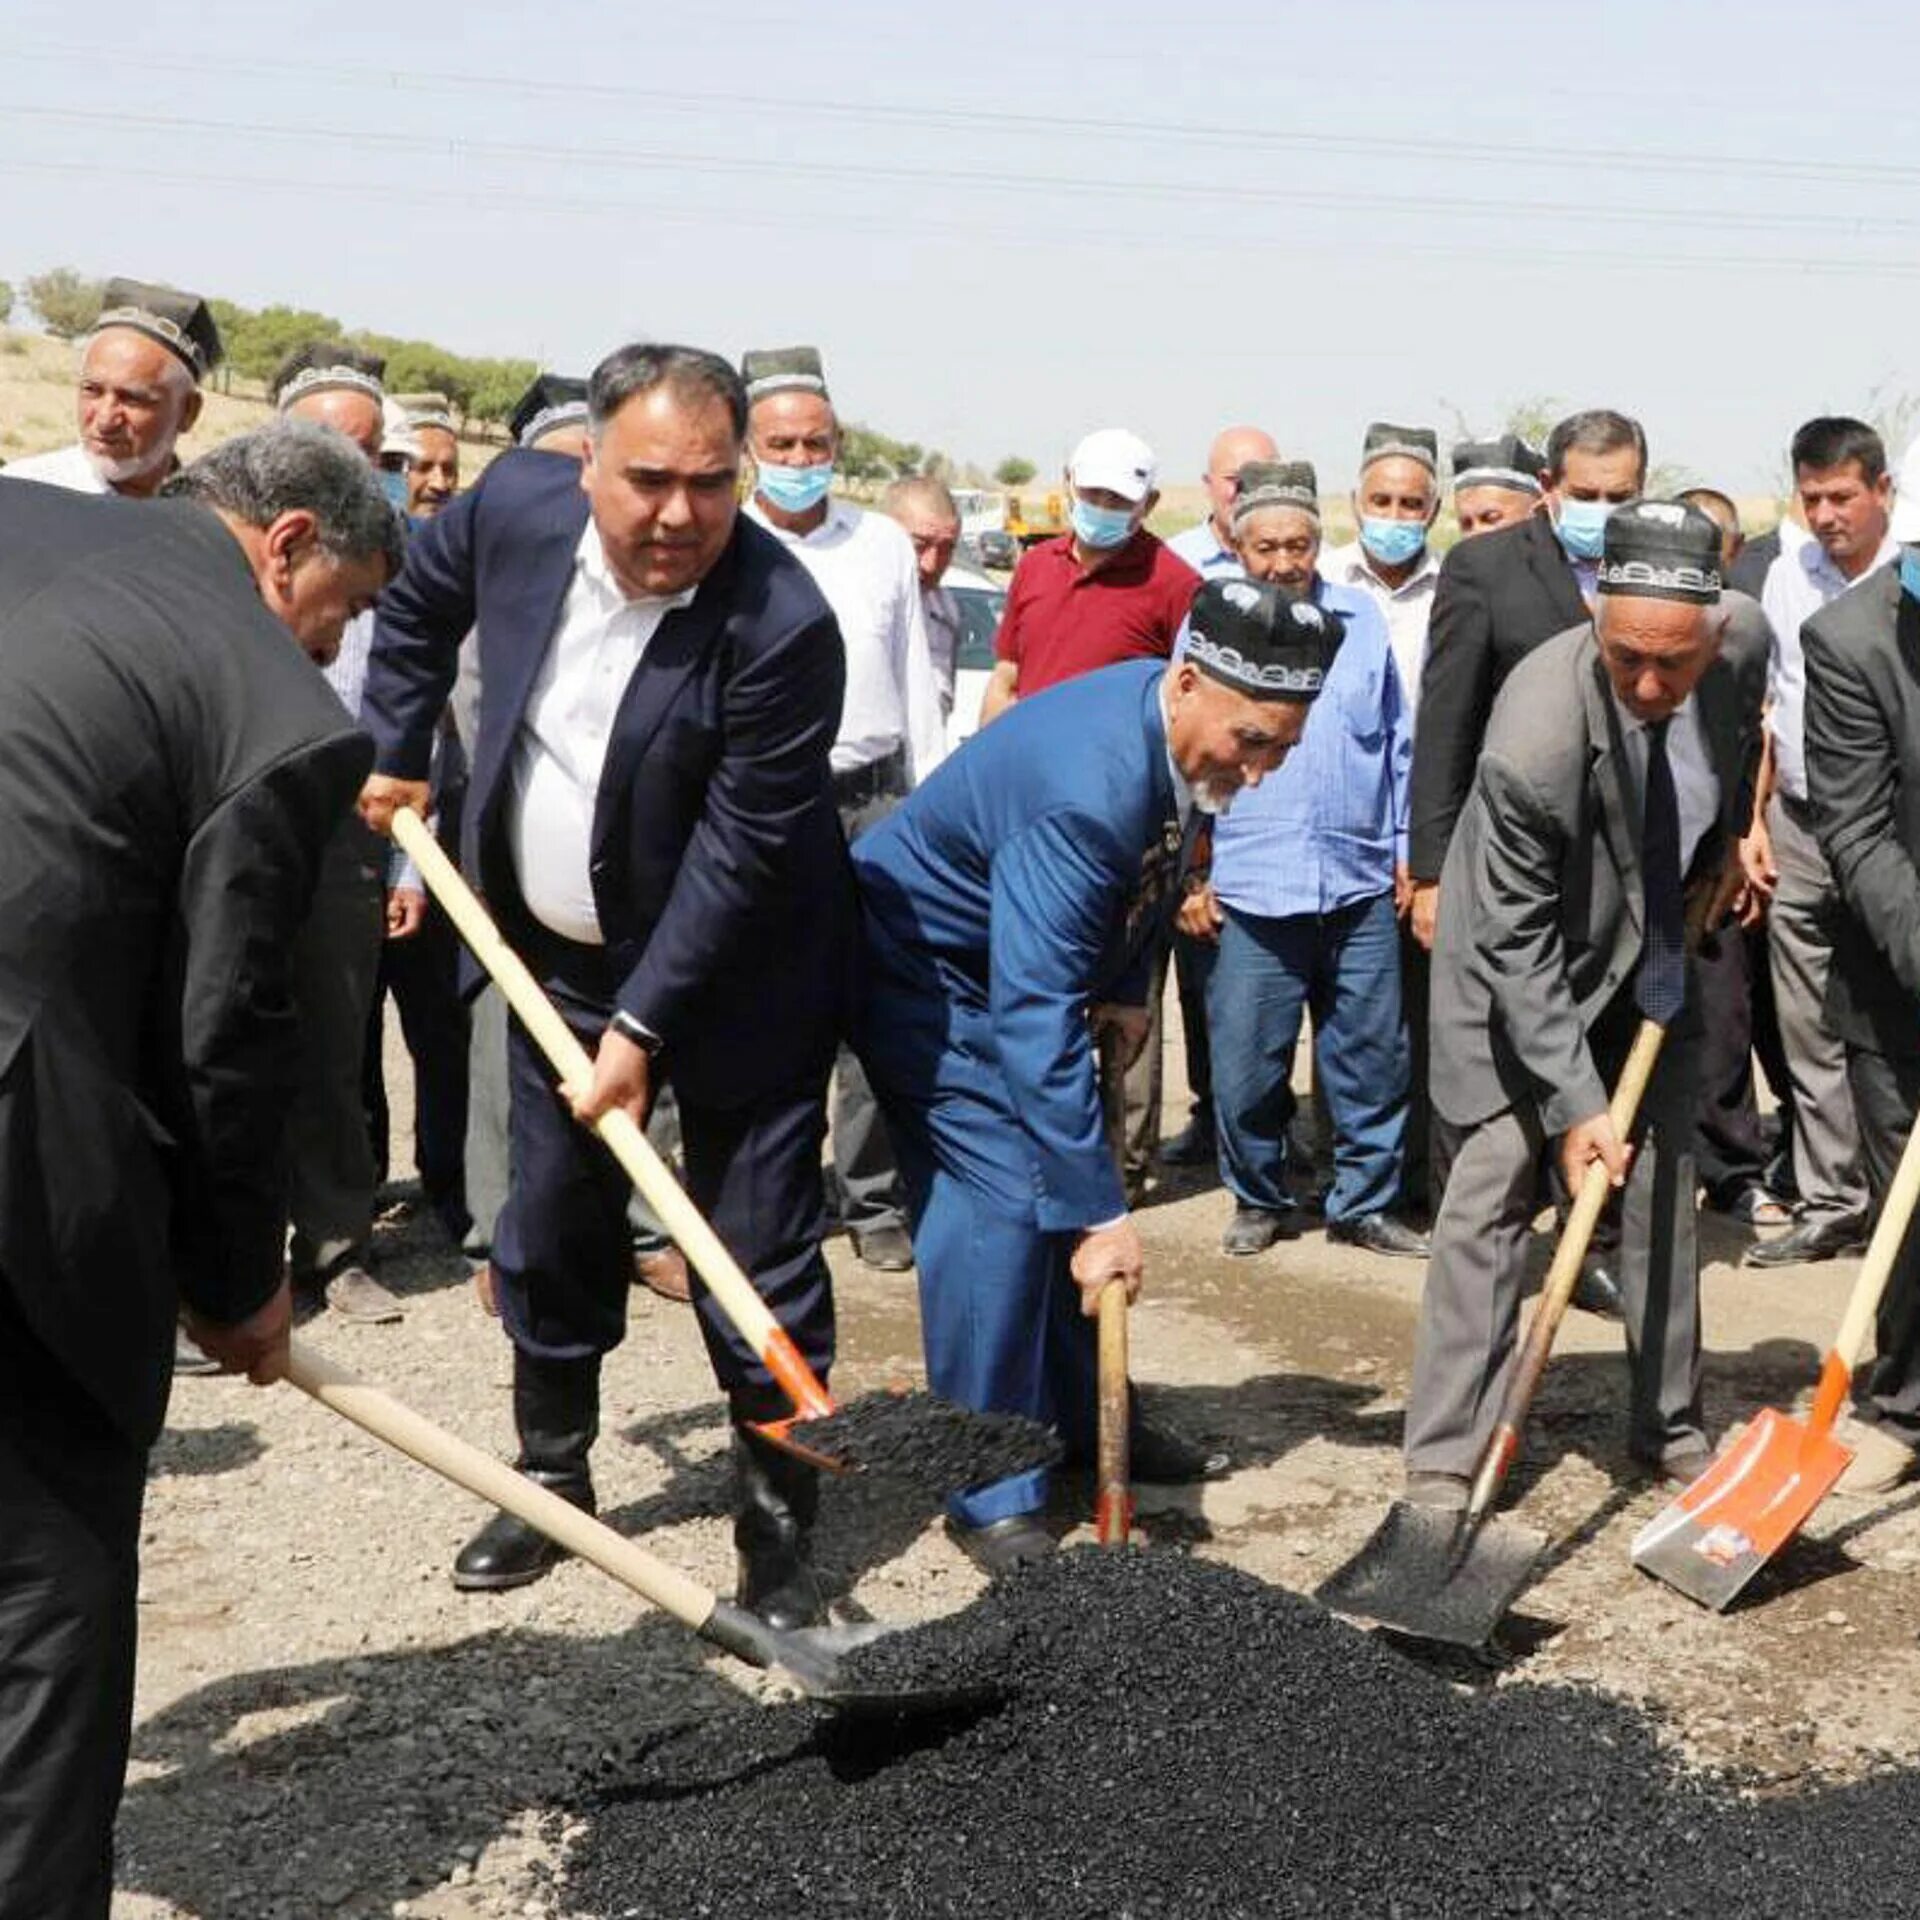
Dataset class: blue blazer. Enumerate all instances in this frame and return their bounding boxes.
[853,660,1180,1230]
[362,450,853,1108]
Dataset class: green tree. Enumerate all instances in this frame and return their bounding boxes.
[468,356,541,429]
[994,456,1036,486]
[0,280,13,326]
[222,304,347,384]
[25,267,103,339]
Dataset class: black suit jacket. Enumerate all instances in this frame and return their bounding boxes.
[1803,563,1920,1060]
[362,450,853,1108]
[0,480,371,1444]
[1728,527,1781,600]
[1410,512,1588,877]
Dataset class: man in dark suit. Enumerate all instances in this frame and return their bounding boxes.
[0,423,394,1920]
[358,342,853,1628]
[1407,408,1646,949]
[851,579,1327,1573]
[1804,507,1920,1495]
[1403,504,1763,1504]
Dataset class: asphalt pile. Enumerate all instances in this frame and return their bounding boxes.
[785,1391,1061,1496]
[563,1547,1912,1919]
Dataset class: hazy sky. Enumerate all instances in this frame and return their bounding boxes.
[6,1,1918,493]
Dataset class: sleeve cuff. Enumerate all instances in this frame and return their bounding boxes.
[611,1010,664,1055]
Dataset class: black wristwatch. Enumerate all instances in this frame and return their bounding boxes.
[611,1011,664,1055]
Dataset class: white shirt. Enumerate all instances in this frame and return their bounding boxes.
[747,498,946,783]
[5,443,110,495]
[1609,687,1718,874]
[1760,529,1898,801]
[1322,539,1442,723]
[508,521,694,944]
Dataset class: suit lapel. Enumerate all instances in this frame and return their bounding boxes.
[1530,517,1590,632]
[1583,640,1643,935]
[591,533,740,849]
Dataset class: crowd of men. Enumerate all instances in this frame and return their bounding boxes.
[9,275,1920,1915]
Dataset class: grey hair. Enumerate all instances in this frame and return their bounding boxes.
[163,420,405,575]
[587,342,747,445]
[883,474,960,524]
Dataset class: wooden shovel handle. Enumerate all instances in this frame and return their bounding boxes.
[389,809,830,1419]
[284,1335,719,1632]
[1095,1282,1132,1546]
[1805,1096,1920,1431]
[1469,1019,1666,1513]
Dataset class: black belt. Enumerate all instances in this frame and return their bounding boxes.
[833,748,908,810]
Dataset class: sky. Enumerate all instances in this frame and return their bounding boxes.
[5,0,1919,495]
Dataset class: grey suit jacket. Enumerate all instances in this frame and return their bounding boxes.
[1431,620,1764,1134]
[1803,562,1920,1060]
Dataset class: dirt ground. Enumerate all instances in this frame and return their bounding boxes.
[114,1006,1920,1920]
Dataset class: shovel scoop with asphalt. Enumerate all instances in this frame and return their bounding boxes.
[1632,1095,1920,1610]
[389,807,1055,1502]
[1318,1020,1667,1648]
[285,1337,992,1716]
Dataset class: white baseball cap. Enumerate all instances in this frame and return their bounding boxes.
[1891,434,1920,542]
[1069,427,1157,504]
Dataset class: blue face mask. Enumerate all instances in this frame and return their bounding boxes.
[1359,517,1427,568]
[1901,547,1920,602]
[757,461,835,513]
[1555,496,1617,560]
[1071,498,1138,550]
[379,466,410,511]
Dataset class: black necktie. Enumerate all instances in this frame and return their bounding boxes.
[1636,716,1686,1025]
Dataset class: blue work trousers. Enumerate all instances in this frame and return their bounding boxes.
[1206,890,1408,1224]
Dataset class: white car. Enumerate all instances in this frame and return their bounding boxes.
[943,561,1007,749]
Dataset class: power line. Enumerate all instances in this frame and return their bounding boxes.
[4,101,1918,249]
[5,152,1918,286]
[13,41,1920,193]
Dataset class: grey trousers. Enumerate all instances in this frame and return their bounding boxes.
[831,780,906,1234]
[462,982,683,1261]
[1768,793,1867,1230]
[1404,1023,1706,1475]
[1102,939,1169,1194]
[1846,1045,1920,1442]
[286,817,386,1281]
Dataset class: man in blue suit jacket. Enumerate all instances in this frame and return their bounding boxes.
[852,578,1331,1572]
[358,343,853,1627]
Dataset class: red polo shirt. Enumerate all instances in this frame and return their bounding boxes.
[993,530,1200,696]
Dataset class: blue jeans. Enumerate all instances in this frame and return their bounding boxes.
[1206,890,1409,1224]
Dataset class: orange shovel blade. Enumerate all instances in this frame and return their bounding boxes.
[1630,1408,1853,1611]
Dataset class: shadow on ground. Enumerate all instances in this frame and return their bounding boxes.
[118,1619,744,1920]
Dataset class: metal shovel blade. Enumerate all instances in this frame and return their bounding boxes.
[705,1605,1005,1718]
[1630,1408,1853,1611]
[1316,1501,1548,1648]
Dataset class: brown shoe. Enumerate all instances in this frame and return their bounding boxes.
[633,1247,692,1302]
[472,1262,500,1318]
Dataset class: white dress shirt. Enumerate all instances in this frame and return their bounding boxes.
[1321,539,1442,724]
[1166,517,1243,578]
[747,498,946,783]
[508,520,694,944]
[1608,687,1718,873]
[4,443,110,495]
[1761,530,1897,801]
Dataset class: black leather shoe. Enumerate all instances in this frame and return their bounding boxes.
[1741,1216,1866,1270]
[1159,1115,1217,1167]
[453,1475,593,1591]
[1130,1418,1230,1484]
[945,1513,1057,1578]
[1572,1260,1625,1319]
[454,1349,600,1592]
[1221,1204,1295,1256]
[1327,1213,1430,1260]
[733,1423,826,1630]
[852,1223,915,1273]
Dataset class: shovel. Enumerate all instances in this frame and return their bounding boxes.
[388,808,1049,1492]
[1317,1018,1667,1646]
[1632,1099,1920,1610]
[1095,1282,1133,1547]
[283,1335,984,1715]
